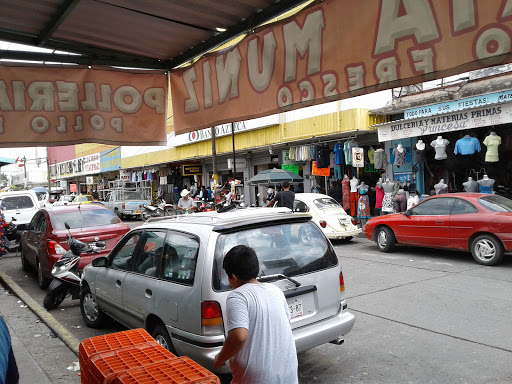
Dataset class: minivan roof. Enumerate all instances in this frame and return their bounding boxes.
[141,209,312,232]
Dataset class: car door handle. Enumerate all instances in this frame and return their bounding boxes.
[145,289,152,298]
[436,221,444,224]
[116,280,122,288]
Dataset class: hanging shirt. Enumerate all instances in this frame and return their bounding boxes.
[316,146,331,168]
[430,138,450,160]
[329,152,336,168]
[454,136,481,155]
[344,140,359,165]
[392,147,407,167]
[414,147,427,163]
[334,143,344,165]
[368,148,375,164]
[373,149,388,169]
[483,135,501,162]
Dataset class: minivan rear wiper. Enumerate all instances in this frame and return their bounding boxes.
[257,273,301,287]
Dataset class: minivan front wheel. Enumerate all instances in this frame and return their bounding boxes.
[152,324,176,354]
[375,227,396,253]
[80,285,105,328]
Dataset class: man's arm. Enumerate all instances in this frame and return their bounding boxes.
[213,327,248,368]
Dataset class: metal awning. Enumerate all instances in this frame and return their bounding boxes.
[0,0,310,69]
[0,157,14,167]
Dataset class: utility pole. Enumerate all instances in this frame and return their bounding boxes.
[231,122,237,179]
[211,126,218,198]
[23,156,27,189]
[46,147,51,193]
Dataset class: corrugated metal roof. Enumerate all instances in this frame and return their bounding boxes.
[0,0,309,69]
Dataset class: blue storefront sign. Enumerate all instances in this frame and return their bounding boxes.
[404,89,512,119]
[100,147,121,171]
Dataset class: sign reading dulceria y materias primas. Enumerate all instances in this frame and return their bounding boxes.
[0,65,167,147]
[170,0,512,134]
[377,104,510,142]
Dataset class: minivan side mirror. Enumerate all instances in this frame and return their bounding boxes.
[92,257,108,267]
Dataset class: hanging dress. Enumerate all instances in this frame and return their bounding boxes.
[342,177,350,211]
[375,185,384,209]
[357,188,371,219]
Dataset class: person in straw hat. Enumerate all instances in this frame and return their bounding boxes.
[178,189,194,213]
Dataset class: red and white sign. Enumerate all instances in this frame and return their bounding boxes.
[171,0,512,134]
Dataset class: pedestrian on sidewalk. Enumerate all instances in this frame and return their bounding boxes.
[213,245,298,383]
[0,315,19,384]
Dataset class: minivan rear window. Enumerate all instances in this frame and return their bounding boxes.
[212,221,338,291]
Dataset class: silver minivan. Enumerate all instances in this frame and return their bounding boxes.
[80,209,355,373]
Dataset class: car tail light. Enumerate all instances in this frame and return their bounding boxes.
[122,203,125,210]
[351,218,358,225]
[319,220,327,228]
[201,301,224,335]
[339,271,345,292]
[48,240,67,255]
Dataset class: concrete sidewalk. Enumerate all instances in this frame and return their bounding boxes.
[0,272,80,384]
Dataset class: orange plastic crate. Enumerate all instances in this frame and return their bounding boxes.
[110,357,220,384]
[80,329,156,367]
[87,342,177,384]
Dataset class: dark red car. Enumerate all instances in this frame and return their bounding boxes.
[20,204,131,289]
[364,193,512,266]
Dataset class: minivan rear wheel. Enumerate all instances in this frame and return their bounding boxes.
[152,324,176,354]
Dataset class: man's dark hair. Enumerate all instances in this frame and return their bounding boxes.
[92,191,99,200]
[223,245,259,281]
[282,180,290,188]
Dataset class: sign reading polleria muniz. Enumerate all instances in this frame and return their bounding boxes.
[170,0,512,134]
[0,65,167,147]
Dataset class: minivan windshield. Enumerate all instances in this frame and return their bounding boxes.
[212,221,338,291]
[478,195,512,212]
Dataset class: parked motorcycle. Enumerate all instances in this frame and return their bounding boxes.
[43,223,104,310]
[141,201,177,221]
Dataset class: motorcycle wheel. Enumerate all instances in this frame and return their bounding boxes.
[43,289,67,310]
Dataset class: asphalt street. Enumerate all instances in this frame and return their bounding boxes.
[1,225,512,383]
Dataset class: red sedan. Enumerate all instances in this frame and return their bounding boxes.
[364,193,512,266]
[20,204,131,289]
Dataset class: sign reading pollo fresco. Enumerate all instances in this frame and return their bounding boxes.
[170,0,512,133]
[0,65,167,147]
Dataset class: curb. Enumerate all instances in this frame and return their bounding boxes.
[0,268,80,356]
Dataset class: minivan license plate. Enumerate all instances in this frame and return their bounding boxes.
[288,298,303,319]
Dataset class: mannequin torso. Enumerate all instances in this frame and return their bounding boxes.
[350,177,359,192]
[431,136,450,160]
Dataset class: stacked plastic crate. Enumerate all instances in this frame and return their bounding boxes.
[79,328,220,384]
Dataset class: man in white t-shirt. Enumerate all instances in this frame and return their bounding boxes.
[213,245,298,384]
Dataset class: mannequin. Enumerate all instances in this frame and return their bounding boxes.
[415,139,427,163]
[483,131,501,162]
[350,176,359,216]
[434,179,448,195]
[381,178,395,213]
[342,174,350,211]
[478,175,495,193]
[430,135,450,160]
[373,148,388,169]
[394,189,407,213]
[454,134,480,155]
[375,178,384,215]
[357,182,371,223]
[392,143,407,167]
[463,177,478,192]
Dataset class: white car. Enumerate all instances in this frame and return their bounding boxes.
[294,193,362,241]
